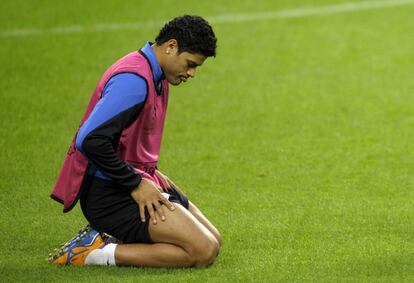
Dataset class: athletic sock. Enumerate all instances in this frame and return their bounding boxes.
[85,243,117,266]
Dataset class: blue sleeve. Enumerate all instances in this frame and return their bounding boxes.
[76,73,147,151]
[75,72,147,190]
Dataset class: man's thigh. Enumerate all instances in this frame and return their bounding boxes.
[188,201,222,245]
[148,204,217,253]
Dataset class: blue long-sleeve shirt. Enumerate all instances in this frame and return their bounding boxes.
[75,42,164,190]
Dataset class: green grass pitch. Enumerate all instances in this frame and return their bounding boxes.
[2,0,414,282]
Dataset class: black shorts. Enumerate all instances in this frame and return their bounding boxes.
[80,175,189,244]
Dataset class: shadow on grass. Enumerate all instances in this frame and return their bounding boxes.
[1,262,217,282]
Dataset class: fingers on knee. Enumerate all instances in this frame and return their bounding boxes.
[192,236,220,268]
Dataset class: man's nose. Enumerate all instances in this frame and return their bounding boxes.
[187,68,196,78]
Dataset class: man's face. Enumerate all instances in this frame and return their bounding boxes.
[162,47,207,86]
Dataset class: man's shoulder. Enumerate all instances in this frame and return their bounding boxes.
[105,73,148,99]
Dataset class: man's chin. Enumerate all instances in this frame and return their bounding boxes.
[167,78,182,86]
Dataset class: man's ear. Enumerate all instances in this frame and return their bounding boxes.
[165,39,178,55]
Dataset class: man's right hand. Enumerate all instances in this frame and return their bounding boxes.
[130,179,175,225]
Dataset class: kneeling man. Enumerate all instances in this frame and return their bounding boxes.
[49,15,221,268]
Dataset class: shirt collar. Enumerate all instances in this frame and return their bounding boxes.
[140,42,164,83]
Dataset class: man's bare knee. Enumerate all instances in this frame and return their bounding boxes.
[215,230,223,247]
[191,236,220,268]
[149,205,220,267]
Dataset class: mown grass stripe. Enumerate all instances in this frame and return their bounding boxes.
[1,0,413,38]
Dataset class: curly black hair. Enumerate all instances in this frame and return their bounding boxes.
[155,15,217,57]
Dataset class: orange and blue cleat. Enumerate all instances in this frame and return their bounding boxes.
[48,225,107,266]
